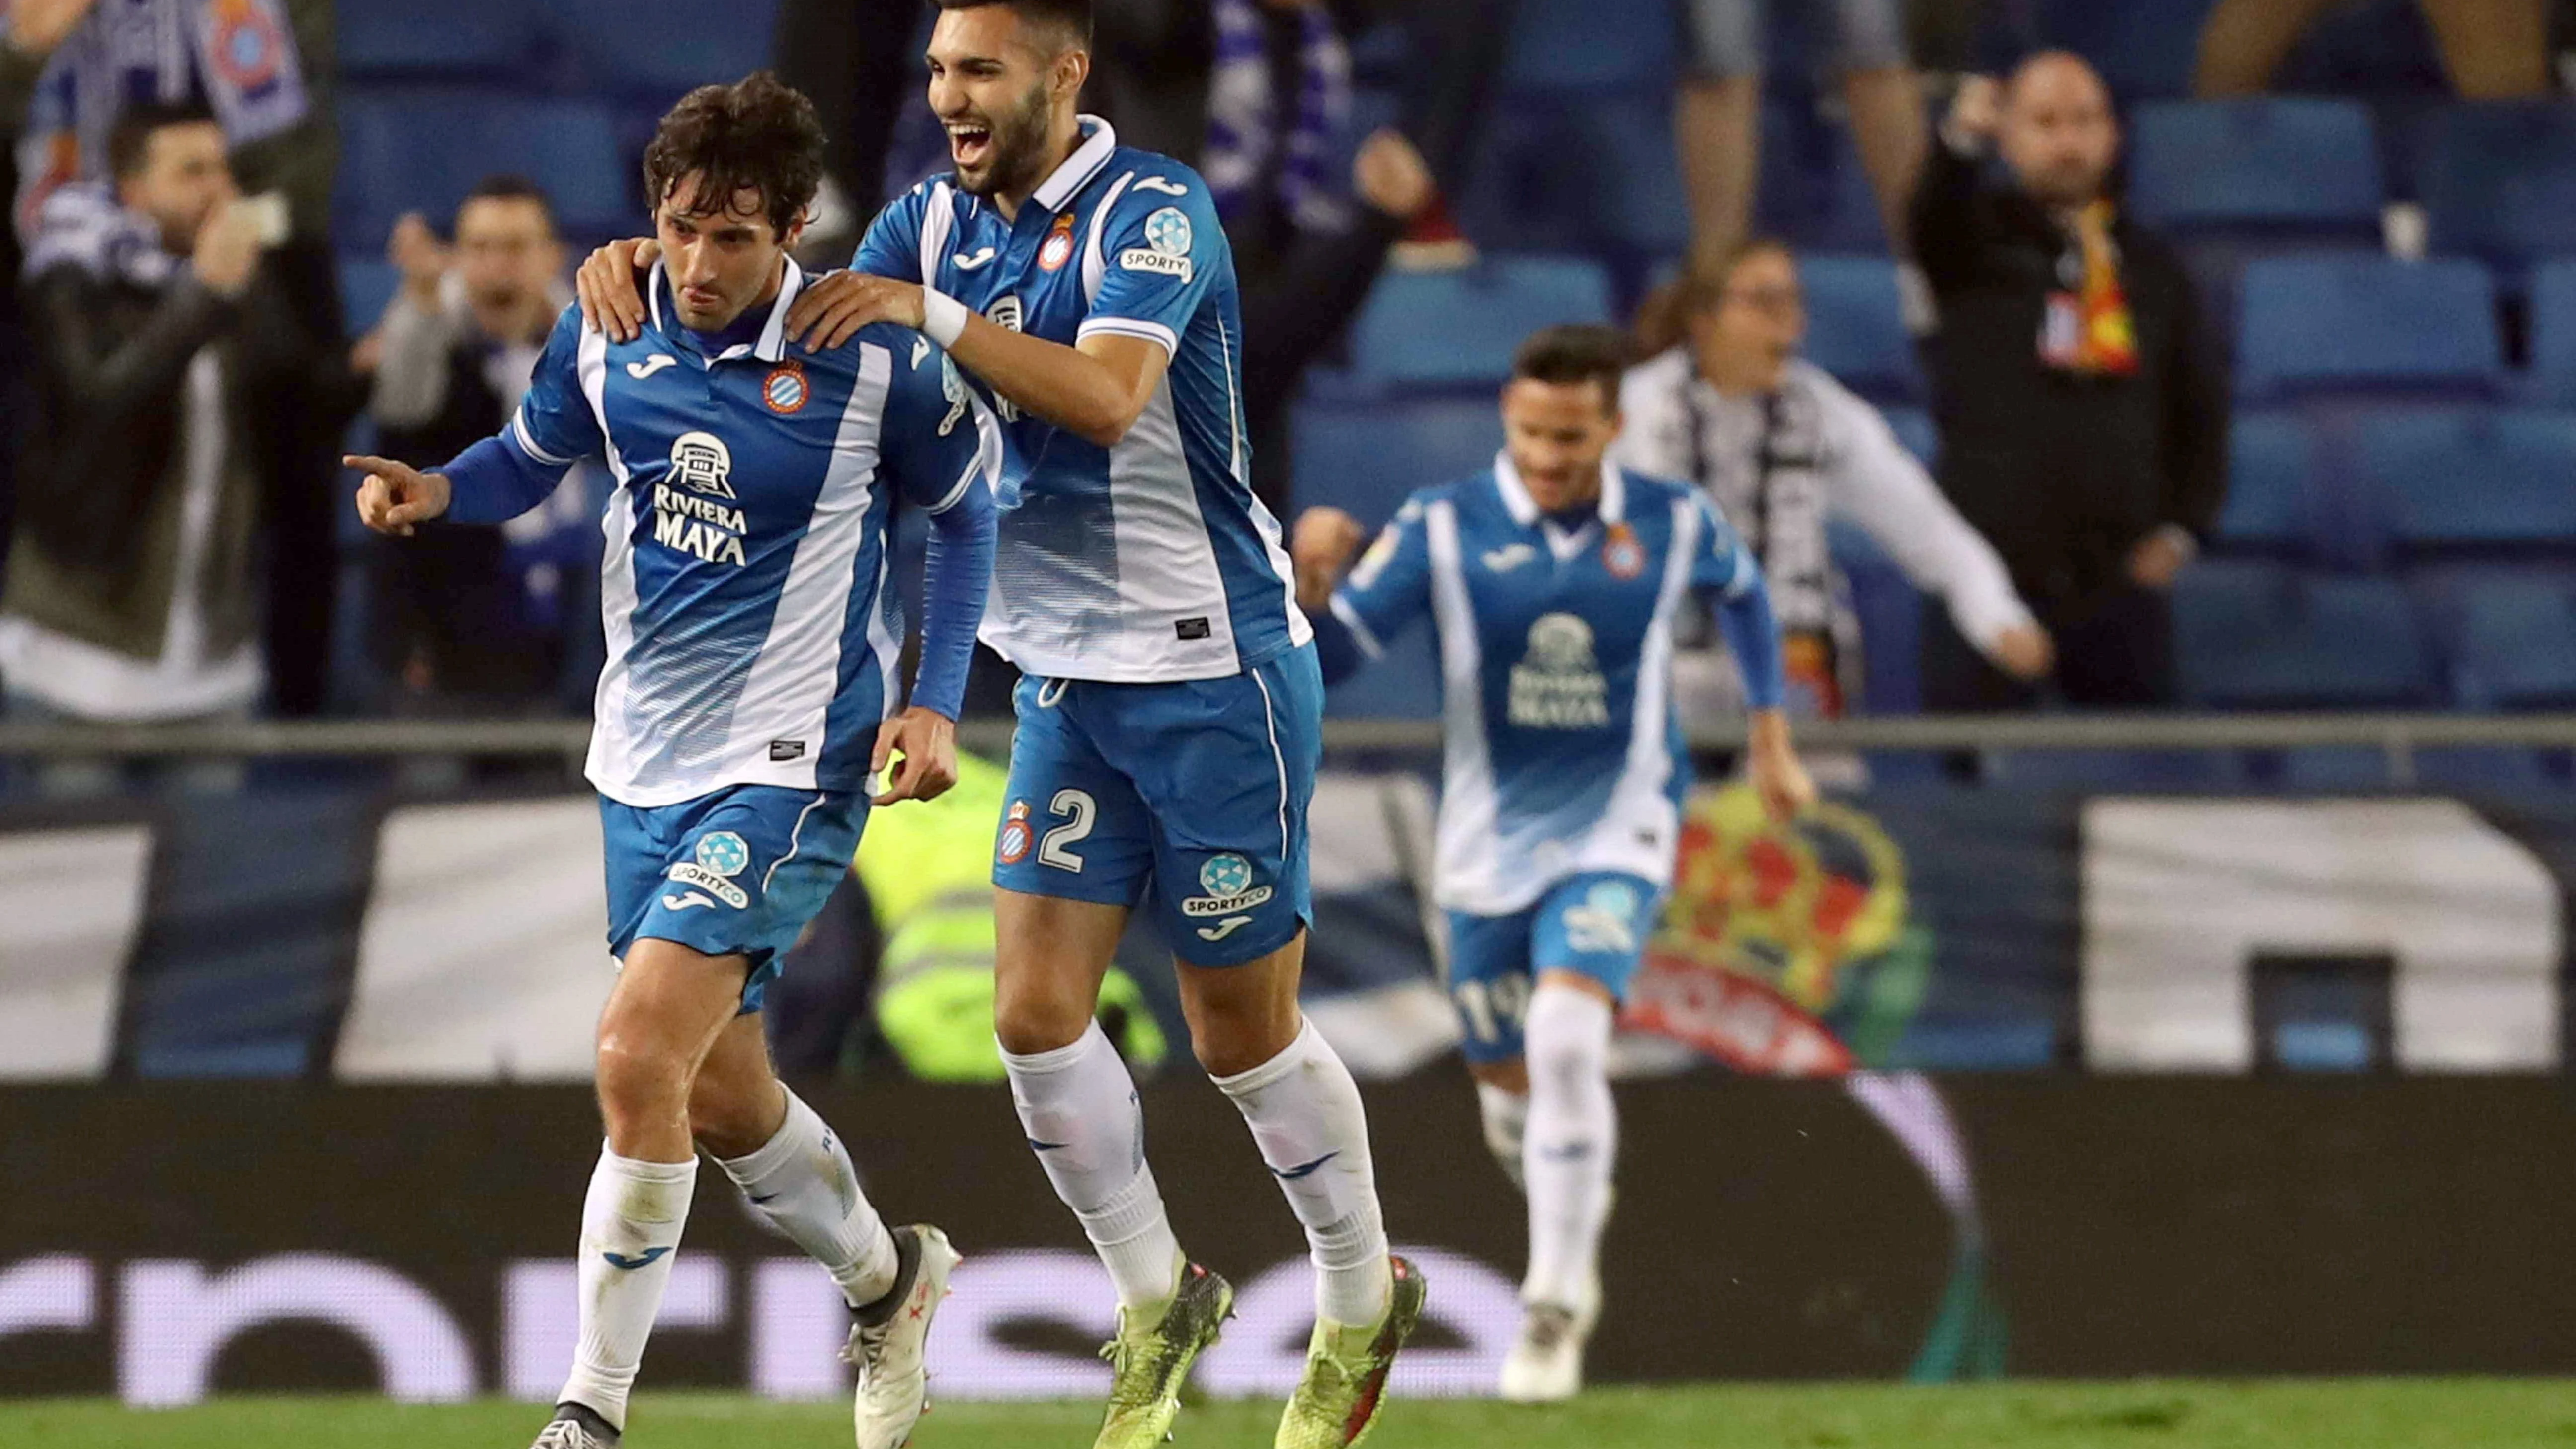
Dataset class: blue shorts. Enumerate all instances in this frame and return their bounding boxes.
[994,645,1321,967]
[1444,872,1661,1064]
[601,784,866,1014]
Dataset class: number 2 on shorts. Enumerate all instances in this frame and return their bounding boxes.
[1039,788,1095,872]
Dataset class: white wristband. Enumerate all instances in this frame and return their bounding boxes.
[921,287,969,348]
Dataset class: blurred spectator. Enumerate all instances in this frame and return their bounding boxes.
[1674,0,1929,272]
[353,177,587,712]
[1911,56,2227,712]
[2196,0,2551,98]
[3,0,348,717]
[1615,239,2049,719]
[0,102,352,725]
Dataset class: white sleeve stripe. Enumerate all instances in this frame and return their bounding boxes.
[1721,540,1758,600]
[510,411,574,467]
[1076,317,1178,354]
[1330,592,1385,660]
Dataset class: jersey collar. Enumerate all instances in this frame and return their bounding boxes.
[1491,452,1628,529]
[1028,115,1119,215]
[646,258,806,364]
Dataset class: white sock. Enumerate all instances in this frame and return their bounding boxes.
[1520,983,1616,1313]
[1213,1018,1393,1327]
[717,1089,898,1308]
[1476,1081,1529,1191]
[558,1148,699,1430]
[1003,1020,1184,1311]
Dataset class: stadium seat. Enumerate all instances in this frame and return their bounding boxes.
[2413,746,2559,791]
[1459,98,1690,261]
[2234,255,2502,400]
[2026,0,2216,101]
[338,90,633,245]
[2213,411,2312,553]
[1798,256,1922,404]
[1501,0,1676,93]
[337,257,400,337]
[2352,407,2576,553]
[1990,749,2238,790]
[549,0,782,100]
[2421,102,2576,272]
[2524,260,2576,402]
[1344,257,1614,392]
[337,0,539,78]
[2450,574,2576,708]
[1292,399,1501,529]
[2176,561,2438,708]
[2128,100,2384,243]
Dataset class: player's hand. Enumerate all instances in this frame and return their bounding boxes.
[346,454,452,537]
[576,237,658,342]
[191,201,263,298]
[787,272,923,352]
[1290,506,1367,611]
[8,0,99,57]
[2127,527,2194,590]
[872,706,959,806]
[387,212,450,306]
[1353,128,1436,223]
[1945,75,2003,150]
[1746,709,1816,824]
[1989,623,2055,681]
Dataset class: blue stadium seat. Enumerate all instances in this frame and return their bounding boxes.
[2451,574,2576,708]
[1798,256,1921,403]
[1460,98,1690,260]
[2422,102,2576,271]
[2128,100,2384,242]
[2525,260,2576,402]
[1344,257,1613,392]
[338,0,538,77]
[337,257,399,337]
[2353,407,2576,553]
[1292,399,1500,529]
[338,90,633,245]
[2176,561,2438,707]
[1501,0,1676,93]
[2413,745,2558,791]
[549,0,781,99]
[2214,411,2312,552]
[2234,255,2502,400]
[1992,749,2238,790]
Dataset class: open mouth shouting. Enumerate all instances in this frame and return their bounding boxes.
[946,119,995,173]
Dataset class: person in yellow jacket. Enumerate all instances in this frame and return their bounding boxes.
[859,751,1167,1082]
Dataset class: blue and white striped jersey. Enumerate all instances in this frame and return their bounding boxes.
[1331,457,1765,915]
[855,116,1309,682]
[502,261,1001,807]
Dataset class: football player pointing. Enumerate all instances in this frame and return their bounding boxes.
[357,76,1000,1449]
[576,4,1418,1447]
[1294,325,1815,1402]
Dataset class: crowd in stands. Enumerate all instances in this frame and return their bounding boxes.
[0,0,2572,771]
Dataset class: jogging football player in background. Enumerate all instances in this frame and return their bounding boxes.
[578,5,1421,1446]
[355,75,1001,1449]
[1292,324,1816,1403]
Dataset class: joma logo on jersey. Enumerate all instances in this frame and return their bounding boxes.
[652,432,749,566]
[1509,612,1611,729]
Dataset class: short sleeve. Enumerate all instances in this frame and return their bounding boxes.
[1690,492,1759,599]
[1331,496,1436,658]
[1078,172,1223,356]
[501,305,603,472]
[852,183,929,283]
[880,333,1004,515]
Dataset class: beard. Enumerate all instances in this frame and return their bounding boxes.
[955,83,1056,198]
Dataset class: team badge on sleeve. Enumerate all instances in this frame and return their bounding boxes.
[998,801,1034,865]
[762,360,809,414]
[1120,206,1196,281]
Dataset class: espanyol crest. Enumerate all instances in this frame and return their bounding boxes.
[762,361,809,414]
[1602,521,1646,580]
[1143,207,1193,257]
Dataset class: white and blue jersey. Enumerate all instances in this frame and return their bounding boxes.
[480,261,1001,808]
[1319,456,1780,919]
[855,116,1310,682]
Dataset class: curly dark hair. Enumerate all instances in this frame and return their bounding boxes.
[641,72,827,238]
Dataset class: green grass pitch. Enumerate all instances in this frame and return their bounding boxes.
[7,1383,2576,1449]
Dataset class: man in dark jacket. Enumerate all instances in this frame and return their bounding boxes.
[0,102,348,722]
[1911,52,2228,710]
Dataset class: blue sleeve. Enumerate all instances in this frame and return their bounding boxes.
[445,306,593,523]
[852,184,928,283]
[1690,494,1786,710]
[1079,169,1224,355]
[1323,496,1436,682]
[880,333,1003,720]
